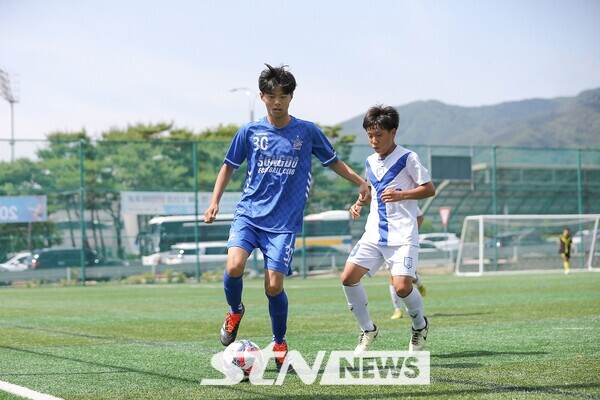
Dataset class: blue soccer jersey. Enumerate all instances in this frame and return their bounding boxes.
[224,116,338,233]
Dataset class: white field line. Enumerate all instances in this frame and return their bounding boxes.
[0,380,64,400]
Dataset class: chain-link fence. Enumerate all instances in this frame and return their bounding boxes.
[1,138,599,284]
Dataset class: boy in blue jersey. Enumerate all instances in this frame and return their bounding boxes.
[340,105,435,355]
[204,64,370,370]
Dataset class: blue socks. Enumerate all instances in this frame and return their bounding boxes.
[223,271,243,313]
[224,271,288,343]
[267,290,288,344]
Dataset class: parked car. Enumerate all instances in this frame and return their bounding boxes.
[418,233,460,252]
[571,229,600,253]
[418,239,452,262]
[0,251,31,272]
[485,230,545,248]
[164,242,230,265]
[572,229,600,245]
[29,248,100,269]
[97,257,131,267]
[292,246,348,271]
[418,240,442,252]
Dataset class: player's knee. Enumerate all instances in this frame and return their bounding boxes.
[341,264,363,286]
[394,281,413,297]
[341,272,357,286]
[226,263,245,277]
[264,282,283,297]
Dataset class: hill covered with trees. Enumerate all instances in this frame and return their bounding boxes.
[340,88,600,148]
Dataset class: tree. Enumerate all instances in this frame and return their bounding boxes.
[0,119,365,262]
[305,124,362,213]
[196,124,246,191]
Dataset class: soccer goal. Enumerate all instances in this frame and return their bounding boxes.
[455,214,600,276]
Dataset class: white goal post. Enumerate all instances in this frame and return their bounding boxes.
[455,214,600,276]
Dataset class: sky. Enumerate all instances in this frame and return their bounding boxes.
[0,0,599,160]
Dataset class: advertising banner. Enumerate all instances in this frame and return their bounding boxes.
[0,196,47,223]
[121,191,241,215]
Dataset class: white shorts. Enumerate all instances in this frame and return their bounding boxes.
[346,241,419,279]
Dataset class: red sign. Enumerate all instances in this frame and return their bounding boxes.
[439,207,451,229]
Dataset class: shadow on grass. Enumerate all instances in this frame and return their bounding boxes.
[430,349,550,370]
[428,312,492,318]
[434,362,482,369]
[434,350,548,359]
[3,345,597,399]
[432,378,600,399]
[1,345,203,384]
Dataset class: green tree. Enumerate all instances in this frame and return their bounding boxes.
[0,120,367,262]
[38,132,95,251]
[305,124,362,213]
[97,123,197,257]
[197,124,245,191]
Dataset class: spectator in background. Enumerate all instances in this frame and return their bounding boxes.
[559,228,572,275]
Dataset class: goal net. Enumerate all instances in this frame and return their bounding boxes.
[455,214,600,276]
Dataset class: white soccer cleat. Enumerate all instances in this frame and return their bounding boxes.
[354,325,380,356]
[408,317,429,352]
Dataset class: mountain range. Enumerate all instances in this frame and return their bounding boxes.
[339,88,600,148]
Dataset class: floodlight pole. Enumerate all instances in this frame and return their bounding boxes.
[230,87,257,122]
[9,101,15,162]
[0,69,19,162]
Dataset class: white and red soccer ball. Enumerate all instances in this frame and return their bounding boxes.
[222,340,263,380]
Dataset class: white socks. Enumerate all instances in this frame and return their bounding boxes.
[400,287,426,330]
[343,283,375,332]
[345,282,425,331]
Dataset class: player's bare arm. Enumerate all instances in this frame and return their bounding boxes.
[204,164,235,223]
[328,160,371,204]
[349,184,372,220]
[380,181,435,203]
[349,203,362,220]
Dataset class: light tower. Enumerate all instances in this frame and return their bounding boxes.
[230,87,258,122]
[0,69,19,162]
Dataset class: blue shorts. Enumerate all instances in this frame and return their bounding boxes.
[228,218,296,276]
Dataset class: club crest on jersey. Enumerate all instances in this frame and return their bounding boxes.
[292,136,303,150]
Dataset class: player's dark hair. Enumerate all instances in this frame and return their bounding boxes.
[258,64,297,95]
[363,104,400,131]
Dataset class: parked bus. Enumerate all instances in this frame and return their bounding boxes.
[137,210,352,266]
[298,210,353,251]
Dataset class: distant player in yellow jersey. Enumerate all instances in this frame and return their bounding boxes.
[559,228,572,275]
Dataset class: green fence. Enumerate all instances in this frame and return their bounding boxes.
[1,138,599,283]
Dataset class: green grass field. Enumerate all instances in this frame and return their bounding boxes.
[1,272,599,400]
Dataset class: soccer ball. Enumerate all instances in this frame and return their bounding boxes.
[222,340,263,380]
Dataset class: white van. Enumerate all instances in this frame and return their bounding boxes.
[164,242,229,265]
[164,242,265,265]
[418,233,460,252]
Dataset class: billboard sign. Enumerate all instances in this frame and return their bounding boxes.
[0,196,47,223]
[120,191,241,215]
